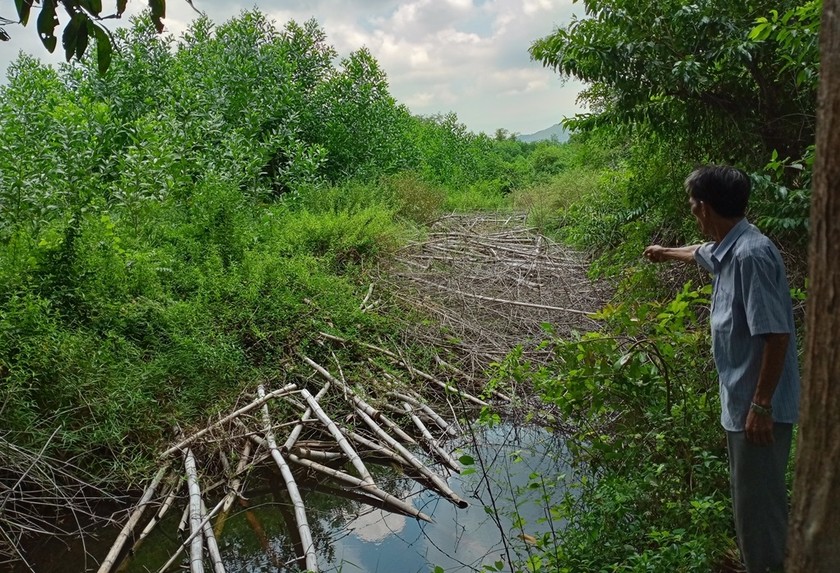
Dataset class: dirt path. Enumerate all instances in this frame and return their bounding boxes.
[378,212,608,379]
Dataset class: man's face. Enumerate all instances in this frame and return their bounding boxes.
[689,196,710,237]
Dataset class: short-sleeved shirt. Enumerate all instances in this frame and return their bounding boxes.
[694,218,800,431]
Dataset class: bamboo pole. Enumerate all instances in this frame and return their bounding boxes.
[214,441,252,537]
[389,392,457,437]
[283,383,331,452]
[299,388,375,486]
[302,355,416,445]
[121,476,183,567]
[200,499,226,573]
[292,447,344,462]
[345,429,410,468]
[184,448,205,573]
[96,464,169,573]
[155,497,226,573]
[285,450,432,523]
[258,385,319,573]
[160,383,298,458]
[354,407,468,508]
[354,401,417,445]
[401,402,461,473]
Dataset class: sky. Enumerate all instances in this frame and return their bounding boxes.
[0,0,587,136]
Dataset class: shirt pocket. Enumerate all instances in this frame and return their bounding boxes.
[712,283,734,331]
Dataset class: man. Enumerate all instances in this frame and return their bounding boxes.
[644,165,800,573]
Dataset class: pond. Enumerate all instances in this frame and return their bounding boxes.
[15,422,575,573]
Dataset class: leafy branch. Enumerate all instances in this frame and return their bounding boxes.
[1,0,200,73]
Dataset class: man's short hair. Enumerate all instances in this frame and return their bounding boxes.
[684,165,750,218]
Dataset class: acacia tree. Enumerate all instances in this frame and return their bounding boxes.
[787,0,840,570]
[0,1,196,72]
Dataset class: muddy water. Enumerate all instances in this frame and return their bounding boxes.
[15,423,574,573]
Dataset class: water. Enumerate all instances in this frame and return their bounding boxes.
[14,423,574,573]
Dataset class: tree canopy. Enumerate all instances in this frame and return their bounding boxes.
[530,0,820,165]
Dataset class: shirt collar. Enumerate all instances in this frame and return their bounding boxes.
[711,217,751,264]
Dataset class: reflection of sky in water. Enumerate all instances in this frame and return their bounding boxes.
[16,424,573,573]
[319,423,574,573]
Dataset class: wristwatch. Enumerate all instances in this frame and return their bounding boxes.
[749,401,773,417]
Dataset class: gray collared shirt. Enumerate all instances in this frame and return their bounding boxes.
[694,218,800,431]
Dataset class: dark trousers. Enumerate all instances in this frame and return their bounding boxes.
[726,423,793,573]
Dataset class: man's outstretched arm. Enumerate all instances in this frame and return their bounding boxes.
[643,244,702,264]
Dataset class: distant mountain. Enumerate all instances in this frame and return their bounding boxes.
[516,123,570,143]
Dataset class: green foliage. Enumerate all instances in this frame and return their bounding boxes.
[383,171,446,224]
[444,181,511,212]
[0,8,543,479]
[529,0,816,165]
[491,284,733,571]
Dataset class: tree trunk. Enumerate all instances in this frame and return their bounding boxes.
[786,0,840,570]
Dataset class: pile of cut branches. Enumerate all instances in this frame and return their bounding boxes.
[381,212,606,377]
[94,340,490,573]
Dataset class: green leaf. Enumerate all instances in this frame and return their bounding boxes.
[62,13,85,62]
[148,0,166,33]
[37,0,59,53]
[92,23,111,74]
[75,18,89,61]
[458,454,475,465]
[15,0,35,26]
[117,0,128,16]
[78,0,103,15]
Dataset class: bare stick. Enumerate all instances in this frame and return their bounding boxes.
[126,476,183,560]
[218,441,252,524]
[402,275,595,316]
[258,386,319,572]
[360,283,375,310]
[96,464,169,573]
[160,383,297,457]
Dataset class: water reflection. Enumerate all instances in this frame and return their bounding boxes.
[301,422,572,573]
[15,422,573,573]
